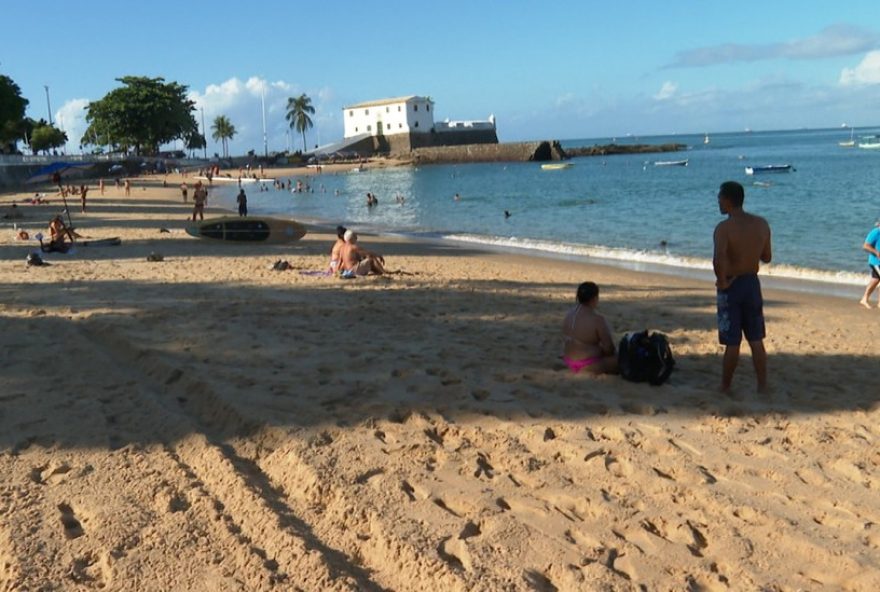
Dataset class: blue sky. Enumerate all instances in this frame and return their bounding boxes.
[3,0,880,155]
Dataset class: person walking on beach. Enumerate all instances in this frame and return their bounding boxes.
[713,181,772,394]
[99,178,105,195]
[181,182,188,203]
[80,184,88,213]
[192,182,207,221]
[859,219,880,309]
[124,179,131,197]
[236,188,248,217]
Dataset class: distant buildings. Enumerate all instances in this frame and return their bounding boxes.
[341,95,497,155]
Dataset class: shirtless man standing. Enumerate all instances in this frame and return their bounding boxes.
[713,181,772,393]
[340,230,386,276]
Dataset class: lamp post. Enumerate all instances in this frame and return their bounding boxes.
[200,107,207,159]
[44,85,53,125]
[260,80,268,158]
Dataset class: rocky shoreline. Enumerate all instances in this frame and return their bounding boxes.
[406,140,686,164]
[563,142,687,157]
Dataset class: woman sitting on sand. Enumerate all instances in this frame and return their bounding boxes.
[562,282,618,374]
[328,225,347,273]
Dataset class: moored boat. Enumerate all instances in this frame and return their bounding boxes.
[745,164,793,175]
[541,163,573,170]
[653,159,688,167]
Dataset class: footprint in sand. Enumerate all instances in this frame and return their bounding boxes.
[58,503,84,539]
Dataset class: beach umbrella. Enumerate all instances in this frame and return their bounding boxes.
[24,162,94,234]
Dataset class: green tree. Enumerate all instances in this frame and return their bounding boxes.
[211,115,236,158]
[0,74,29,154]
[83,76,198,155]
[30,122,68,154]
[285,93,315,153]
[185,130,206,157]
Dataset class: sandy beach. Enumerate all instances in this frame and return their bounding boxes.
[1,168,878,591]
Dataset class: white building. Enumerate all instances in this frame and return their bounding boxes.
[343,96,435,139]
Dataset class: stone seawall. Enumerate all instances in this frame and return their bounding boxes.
[411,141,565,164]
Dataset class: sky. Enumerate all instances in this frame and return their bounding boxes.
[3,0,880,156]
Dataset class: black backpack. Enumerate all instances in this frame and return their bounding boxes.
[618,330,675,385]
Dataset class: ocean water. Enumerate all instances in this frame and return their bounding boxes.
[215,127,880,286]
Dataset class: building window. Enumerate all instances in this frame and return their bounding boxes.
[386,107,389,113]
[386,123,390,130]
[367,124,371,131]
[355,127,358,132]
[414,121,419,128]
[426,104,430,112]
[398,106,401,112]
[349,110,354,117]
[398,123,402,128]
[414,104,418,111]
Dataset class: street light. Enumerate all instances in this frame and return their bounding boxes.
[44,85,53,125]
[200,107,207,159]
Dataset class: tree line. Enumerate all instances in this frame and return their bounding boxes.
[0,73,315,158]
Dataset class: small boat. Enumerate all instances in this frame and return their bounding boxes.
[186,216,307,243]
[653,159,688,167]
[703,134,710,145]
[541,163,573,170]
[840,127,855,147]
[858,136,880,149]
[745,164,793,175]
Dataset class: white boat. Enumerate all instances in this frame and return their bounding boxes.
[858,136,880,149]
[541,162,573,170]
[839,127,855,147]
[703,134,710,145]
[654,159,688,167]
[745,164,793,175]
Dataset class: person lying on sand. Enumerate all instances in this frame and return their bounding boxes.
[340,230,385,276]
[561,281,619,374]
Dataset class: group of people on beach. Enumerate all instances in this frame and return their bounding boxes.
[560,179,878,394]
[328,225,385,277]
[564,180,773,394]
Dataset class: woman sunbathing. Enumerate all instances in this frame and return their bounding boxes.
[561,282,618,374]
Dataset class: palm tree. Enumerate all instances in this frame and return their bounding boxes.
[285,94,315,153]
[211,115,236,158]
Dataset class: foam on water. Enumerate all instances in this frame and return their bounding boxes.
[442,232,865,286]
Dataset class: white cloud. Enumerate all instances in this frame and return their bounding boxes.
[54,99,90,151]
[653,81,678,101]
[669,24,880,68]
[188,76,337,155]
[839,50,880,86]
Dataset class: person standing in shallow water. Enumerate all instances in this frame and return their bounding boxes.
[236,188,248,217]
[713,181,772,394]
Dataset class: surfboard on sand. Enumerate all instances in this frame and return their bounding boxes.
[185,217,307,244]
[80,237,121,247]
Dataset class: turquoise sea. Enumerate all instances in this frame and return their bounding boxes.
[216,127,880,288]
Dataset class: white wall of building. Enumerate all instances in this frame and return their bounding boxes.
[343,96,436,139]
